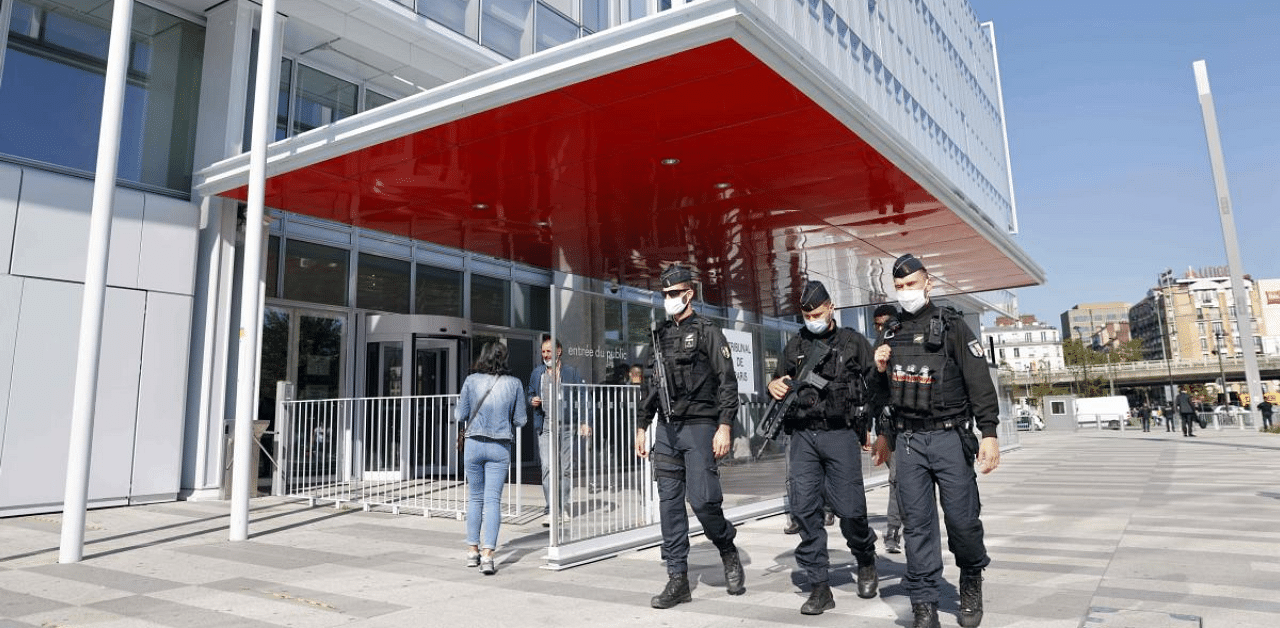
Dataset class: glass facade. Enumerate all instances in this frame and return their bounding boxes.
[0,0,205,192]
[292,64,358,135]
[405,0,686,59]
[357,253,411,314]
[283,240,350,307]
[470,274,511,326]
[415,264,464,317]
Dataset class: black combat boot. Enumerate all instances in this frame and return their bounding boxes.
[650,573,691,609]
[800,582,835,615]
[885,526,901,553]
[783,515,800,535]
[856,555,879,599]
[911,601,941,628]
[721,546,746,595]
[958,569,984,627]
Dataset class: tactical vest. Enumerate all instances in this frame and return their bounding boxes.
[883,311,968,418]
[791,328,866,422]
[659,317,714,412]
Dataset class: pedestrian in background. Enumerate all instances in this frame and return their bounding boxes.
[528,335,588,526]
[456,341,527,575]
[1257,398,1274,430]
[872,254,1000,628]
[1176,387,1197,437]
[636,264,744,609]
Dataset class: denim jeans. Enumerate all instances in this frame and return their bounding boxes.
[464,437,512,550]
[538,427,574,515]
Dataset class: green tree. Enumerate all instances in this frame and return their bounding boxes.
[1111,338,1145,363]
[1062,338,1107,397]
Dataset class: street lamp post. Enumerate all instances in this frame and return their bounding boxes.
[1154,271,1177,407]
[1106,350,1116,396]
[1214,330,1228,429]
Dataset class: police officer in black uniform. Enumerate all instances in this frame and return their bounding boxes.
[871,254,1000,628]
[768,280,879,615]
[636,264,744,609]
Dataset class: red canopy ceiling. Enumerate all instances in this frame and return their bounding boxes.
[221,39,1036,317]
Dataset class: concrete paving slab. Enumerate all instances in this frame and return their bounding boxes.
[1,429,1278,627]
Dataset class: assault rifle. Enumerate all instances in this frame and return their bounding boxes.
[756,340,833,440]
[650,325,674,421]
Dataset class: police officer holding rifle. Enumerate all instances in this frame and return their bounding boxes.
[871,254,1000,628]
[765,279,879,615]
[635,264,744,609]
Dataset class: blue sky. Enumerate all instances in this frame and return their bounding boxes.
[969,0,1280,328]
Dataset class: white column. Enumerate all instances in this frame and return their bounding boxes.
[59,0,136,564]
[230,0,280,541]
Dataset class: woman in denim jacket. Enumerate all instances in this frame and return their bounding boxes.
[455,341,527,574]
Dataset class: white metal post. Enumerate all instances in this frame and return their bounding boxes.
[230,0,279,541]
[1192,60,1264,429]
[547,272,561,547]
[59,0,135,564]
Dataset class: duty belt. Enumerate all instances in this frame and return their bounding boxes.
[787,417,849,431]
[895,416,962,432]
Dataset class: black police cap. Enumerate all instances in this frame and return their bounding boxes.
[892,253,926,279]
[799,280,830,311]
[660,264,693,288]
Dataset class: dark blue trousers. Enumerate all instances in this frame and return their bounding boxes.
[894,429,989,604]
[788,427,876,584]
[651,421,736,576]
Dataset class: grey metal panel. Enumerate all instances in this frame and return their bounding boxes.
[0,279,80,507]
[0,163,19,273]
[130,292,193,501]
[90,287,147,501]
[0,276,22,474]
[138,193,200,295]
[7,169,144,289]
[0,280,145,510]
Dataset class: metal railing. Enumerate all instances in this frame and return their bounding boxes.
[274,385,905,568]
[275,393,534,520]
[550,384,654,543]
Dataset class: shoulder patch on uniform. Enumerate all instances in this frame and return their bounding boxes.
[968,339,984,358]
[721,345,731,359]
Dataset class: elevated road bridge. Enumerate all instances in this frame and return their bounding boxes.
[1004,354,1280,390]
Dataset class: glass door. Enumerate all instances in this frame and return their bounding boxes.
[259,307,347,490]
[362,341,404,480]
[411,336,463,476]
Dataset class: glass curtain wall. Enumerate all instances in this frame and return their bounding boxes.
[0,0,205,192]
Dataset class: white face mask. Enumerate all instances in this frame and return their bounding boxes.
[664,293,690,317]
[543,358,553,368]
[804,316,831,335]
[897,289,928,314]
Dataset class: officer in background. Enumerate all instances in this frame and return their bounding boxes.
[767,280,879,614]
[635,264,744,608]
[871,254,1000,628]
[871,303,903,554]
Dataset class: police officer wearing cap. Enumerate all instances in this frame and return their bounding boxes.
[767,279,879,615]
[871,254,999,628]
[636,264,744,609]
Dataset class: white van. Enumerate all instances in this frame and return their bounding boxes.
[1075,396,1131,430]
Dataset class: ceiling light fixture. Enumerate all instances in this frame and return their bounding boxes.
[714,182,732,189]
[472,203,489,210]
[660,158,680,166]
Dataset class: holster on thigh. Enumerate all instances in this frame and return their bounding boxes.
[651,451,685,481]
